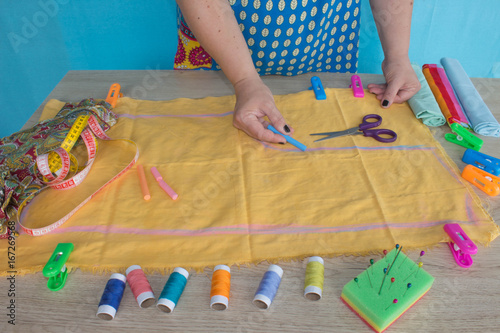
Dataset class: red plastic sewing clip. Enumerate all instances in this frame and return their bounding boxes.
[443,223,477,268]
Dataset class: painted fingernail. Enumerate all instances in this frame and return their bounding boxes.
[382,100,389,107]
[284,125,291,133]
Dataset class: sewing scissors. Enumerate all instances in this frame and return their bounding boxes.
[310,114,397,143]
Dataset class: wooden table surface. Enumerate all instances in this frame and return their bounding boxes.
[2,71,499,333]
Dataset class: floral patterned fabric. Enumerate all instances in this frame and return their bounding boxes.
[0,99,116,237]
[175,15,214,70]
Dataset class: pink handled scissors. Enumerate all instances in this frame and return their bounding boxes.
[310,114,397,143]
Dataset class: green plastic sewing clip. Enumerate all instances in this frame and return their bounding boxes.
[42,243,74,291]
[445,123,483,151]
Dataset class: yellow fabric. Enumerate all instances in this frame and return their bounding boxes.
[2,88,498,275]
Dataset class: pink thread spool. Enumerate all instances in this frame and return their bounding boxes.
[126,265,156,308]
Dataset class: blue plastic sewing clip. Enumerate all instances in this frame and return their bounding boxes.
[444,123,483,151]
[42,243,74,291]
[308,76,326,100]
[443,224,477,268]
[462,149,500,176]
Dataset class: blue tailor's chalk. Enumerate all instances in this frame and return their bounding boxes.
[267,124,307,151]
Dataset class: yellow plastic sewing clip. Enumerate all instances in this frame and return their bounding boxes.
[445,123,483,151]
[105,83,123,108]
[42,243,74,291]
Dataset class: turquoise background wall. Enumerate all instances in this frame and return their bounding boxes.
[1,0,499,138]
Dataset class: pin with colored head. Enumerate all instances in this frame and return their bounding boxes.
[377,267,389,295]
[385,299,398,310]
[354,277,360,289]
[415,262,423,277]
[389,277,395,290]
[370,259,374,275]
[383,249,388,263]
[394,244,400,261]
[403,283,412,297]
[417,251,425,263]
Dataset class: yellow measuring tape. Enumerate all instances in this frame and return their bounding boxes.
[14,83,140,237]
[46,115,91,175]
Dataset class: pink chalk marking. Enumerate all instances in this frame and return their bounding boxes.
[151,167,178,200]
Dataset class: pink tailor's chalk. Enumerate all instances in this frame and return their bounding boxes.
[150,167,163,181]
[159,180,178,200]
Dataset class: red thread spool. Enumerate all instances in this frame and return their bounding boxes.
[126,265,155,308]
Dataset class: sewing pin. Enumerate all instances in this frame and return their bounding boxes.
[404,262,423,281]
[366,267,373,288]
[398,253,409,268]
[403,283,412,297]
[383,250,388,263]
[417,250,425,263]
[385,299,398,311]
[378,245,403,295]
[370,259,374,275]
[389,277,395,290]
[354,277,360,289]
[415,262,423,277]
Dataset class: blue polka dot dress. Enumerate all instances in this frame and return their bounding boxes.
[175,0,361,76]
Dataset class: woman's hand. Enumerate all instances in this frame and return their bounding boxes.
[367,58,421,108]
[233,77,293,143]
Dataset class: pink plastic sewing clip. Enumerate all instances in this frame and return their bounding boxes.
[349,75,364,98]
[443,223,478,268]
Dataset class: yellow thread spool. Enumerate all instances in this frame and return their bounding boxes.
[304,256,324,300]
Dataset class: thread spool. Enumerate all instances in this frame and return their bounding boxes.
[96,273,126,320]
[157,267,189,313]
[304,256,324,301]
[210,265,231,310]
[126,265,155,308]
[253,264,283,309]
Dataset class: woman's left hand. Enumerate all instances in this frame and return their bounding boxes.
[367,58,421,108]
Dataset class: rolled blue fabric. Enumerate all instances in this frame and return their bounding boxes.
[441,58,500,137]
[408,64,446,127]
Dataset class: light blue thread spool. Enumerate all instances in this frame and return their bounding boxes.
[157,267,189,313]
[253,264,283,309]
[96,273,126,320]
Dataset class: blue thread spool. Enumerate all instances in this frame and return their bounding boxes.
[157,267,189,313]
[253,264,283,309]
[96,273,126,320]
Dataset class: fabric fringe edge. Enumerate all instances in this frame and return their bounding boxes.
[5,237,500,277]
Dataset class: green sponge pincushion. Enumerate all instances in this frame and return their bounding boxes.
[341,248,434,332]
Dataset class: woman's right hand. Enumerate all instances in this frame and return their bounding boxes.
[232,77,293,143]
